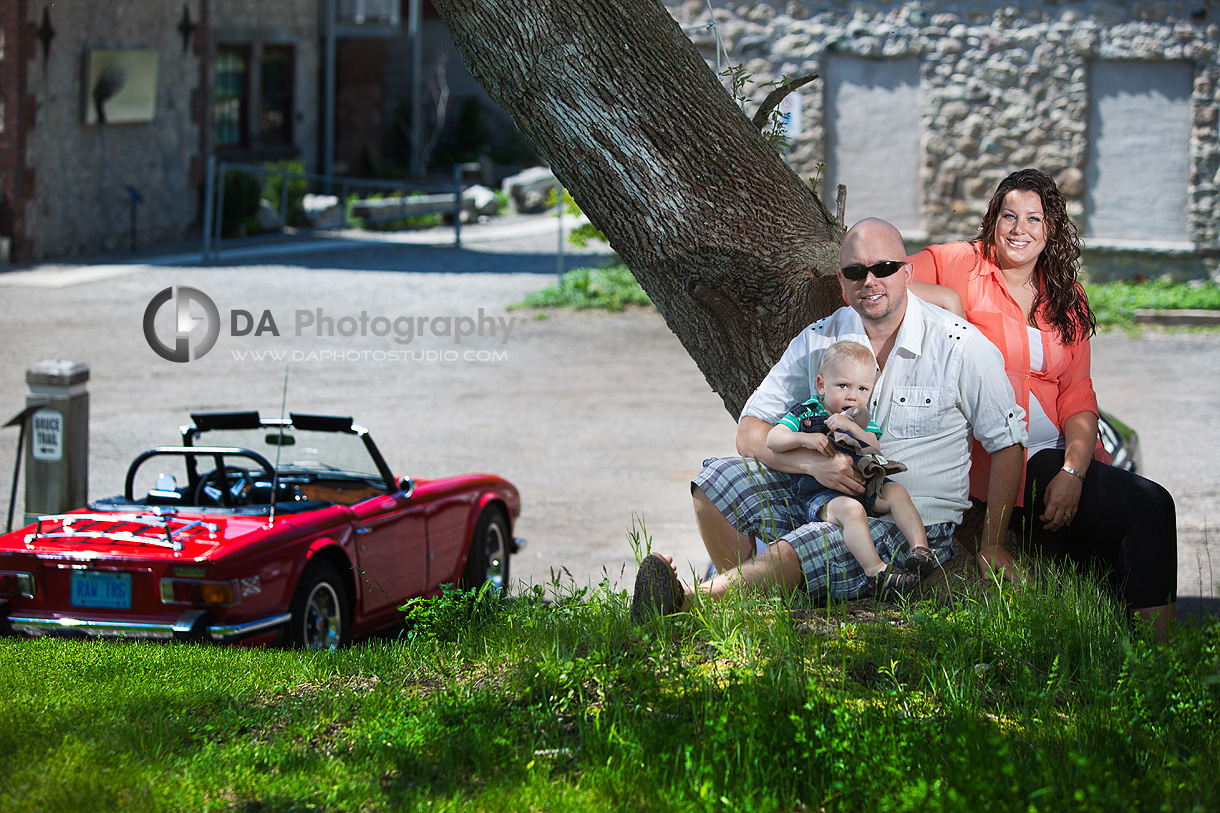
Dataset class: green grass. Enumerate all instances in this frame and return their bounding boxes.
[2,561,1219,812]
[511,264,652,312]
[1085,279,1220,327]
[514,272,1220,329]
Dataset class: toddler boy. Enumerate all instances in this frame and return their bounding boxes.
[766,340,936,595]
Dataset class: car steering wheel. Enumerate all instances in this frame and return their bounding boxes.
[193,465,263,507]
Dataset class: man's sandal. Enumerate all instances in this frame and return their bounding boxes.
[868,565,918,599]
[902,546,939,578]
[630,553,684,623]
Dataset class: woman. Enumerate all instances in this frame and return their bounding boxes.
[909,168,1177,638]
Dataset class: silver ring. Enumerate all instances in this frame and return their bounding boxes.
[1064,512,1073,520]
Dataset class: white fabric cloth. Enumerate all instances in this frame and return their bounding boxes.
[1025,391,1065,456]
[1024,326,1065,456]
[741,294,1027,526]
[1027,325,1046,373]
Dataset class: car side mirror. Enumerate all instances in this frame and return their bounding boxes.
[397,477,415,498]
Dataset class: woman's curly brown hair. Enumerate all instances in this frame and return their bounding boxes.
[975,168,1096,345]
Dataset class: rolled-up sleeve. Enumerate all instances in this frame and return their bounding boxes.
[957,330,1028,453]
[740,334,815,425]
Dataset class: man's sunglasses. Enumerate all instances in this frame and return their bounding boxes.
[839,260,906,281]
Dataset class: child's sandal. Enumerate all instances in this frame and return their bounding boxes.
[903,546,939,578]
[869,565,918,599]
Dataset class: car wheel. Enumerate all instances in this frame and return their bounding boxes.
[461,508,510,592]
[286,561,349,651]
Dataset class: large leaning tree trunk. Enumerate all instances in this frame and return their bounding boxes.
[432,0,844,417]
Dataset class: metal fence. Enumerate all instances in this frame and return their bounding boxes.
[200,157,483,262]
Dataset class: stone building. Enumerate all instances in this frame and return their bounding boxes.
[1,1,211,262]
[7,0,1217,275]
[0,0,328,262]
[0,0,505,263]
[667,0,1220,280]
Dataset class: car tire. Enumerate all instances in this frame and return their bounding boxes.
[460,508,511,592]
[285,561,349,651]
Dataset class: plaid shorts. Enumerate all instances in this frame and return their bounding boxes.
[692,457,956,601]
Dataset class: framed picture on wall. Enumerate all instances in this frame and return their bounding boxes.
[83,49,159,125]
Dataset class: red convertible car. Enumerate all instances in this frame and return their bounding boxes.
[0,411,521,650]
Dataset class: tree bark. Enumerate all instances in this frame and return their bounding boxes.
[432,0,844,416]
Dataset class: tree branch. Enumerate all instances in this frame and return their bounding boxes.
[750,74,819,130]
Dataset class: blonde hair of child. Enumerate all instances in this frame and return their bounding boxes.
[818,340,876,379]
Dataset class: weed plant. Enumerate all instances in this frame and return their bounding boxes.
[2,551,1218,811]
[512,265,652,312]
[511,189,647,313]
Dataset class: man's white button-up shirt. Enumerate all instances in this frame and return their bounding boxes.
[741,294,1027,526]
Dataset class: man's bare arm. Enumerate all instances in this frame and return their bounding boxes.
[976,442,1024,581]
[909,281,966,317]
[738,416,864,494]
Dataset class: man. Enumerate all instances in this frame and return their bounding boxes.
[631,218,1027,620]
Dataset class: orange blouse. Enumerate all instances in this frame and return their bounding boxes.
[909,241,1109,504]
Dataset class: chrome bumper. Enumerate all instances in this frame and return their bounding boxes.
[3,610,292,643]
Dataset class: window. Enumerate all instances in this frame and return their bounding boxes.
[213,46,249,148]
[213,43,296,152]
[1085,61,1193,242]
[259,46,294,146]
[823,56,922,233]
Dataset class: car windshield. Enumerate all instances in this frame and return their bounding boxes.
[194,427,384,483]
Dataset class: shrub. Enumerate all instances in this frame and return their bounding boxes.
[220,170,261,237]
[260,159,308,227]
[512,264,652,311]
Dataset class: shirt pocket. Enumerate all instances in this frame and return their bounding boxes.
[885,386,939,438]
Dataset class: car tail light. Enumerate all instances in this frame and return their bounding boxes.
[159,578,239,606]
[0,571,35,598]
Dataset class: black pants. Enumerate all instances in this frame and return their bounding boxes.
[1014,449,1177,609]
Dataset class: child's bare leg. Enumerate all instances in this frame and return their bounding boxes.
[874,482,929,551]
[823,496,885,577]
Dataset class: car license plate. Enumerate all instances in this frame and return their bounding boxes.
[70,572,132,609]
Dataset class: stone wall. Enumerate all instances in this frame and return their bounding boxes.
[666,0,1220,280]
[21,0,206,260]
